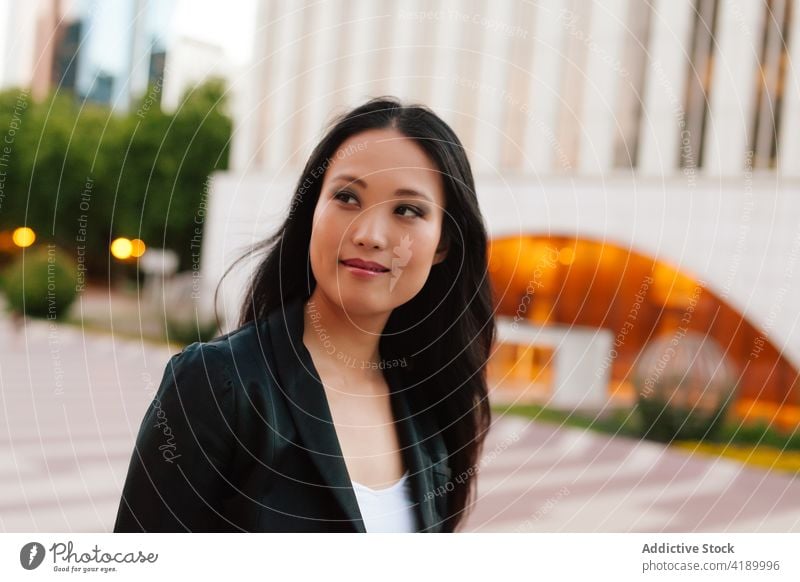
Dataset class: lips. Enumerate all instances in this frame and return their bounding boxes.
[340,258,390,272]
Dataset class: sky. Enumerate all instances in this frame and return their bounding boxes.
[72,0,257,72]
[170,0,257,66]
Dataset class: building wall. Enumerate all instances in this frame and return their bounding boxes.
[204,0,800,377]
[0,0,56,93]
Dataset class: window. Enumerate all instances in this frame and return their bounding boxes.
[749,0,793,169]
[612,0,654,168]
[680,0,720,170]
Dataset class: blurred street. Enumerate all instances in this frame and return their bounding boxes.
[0,307,175,532]
[1,314,798,532]
[466,417,800,532]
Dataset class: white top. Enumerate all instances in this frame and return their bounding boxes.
[351,470,416,533]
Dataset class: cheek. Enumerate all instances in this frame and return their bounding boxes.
[400,227,441,274]
[416,225,442,259]
[311,208,344,255]
[309,212,336,276]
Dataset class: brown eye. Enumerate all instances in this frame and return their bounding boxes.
[333,191,424,219]
[334,191,357,204]
[396,205,424,218]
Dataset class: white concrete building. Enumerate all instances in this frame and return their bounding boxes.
[160,36,234,111]
[202,0,800,411]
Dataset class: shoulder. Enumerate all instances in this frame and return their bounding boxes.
[146,330,245,445]
[167,317,279,398]
[159,321,257,398]
[168,299,304,400]
[174,318,271,369]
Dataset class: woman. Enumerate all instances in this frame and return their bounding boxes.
[113,96,495,533]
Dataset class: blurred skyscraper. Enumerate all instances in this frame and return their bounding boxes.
[0,0,174,111]
[73,0,173,110]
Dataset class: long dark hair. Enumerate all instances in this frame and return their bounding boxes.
[220,96,495,532]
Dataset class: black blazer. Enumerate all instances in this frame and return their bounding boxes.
[113,296,453,532]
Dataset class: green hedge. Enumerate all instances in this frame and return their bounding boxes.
[1,246,78,318]
[635,397,730,442]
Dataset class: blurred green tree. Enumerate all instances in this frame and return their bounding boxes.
[0,78,232,282]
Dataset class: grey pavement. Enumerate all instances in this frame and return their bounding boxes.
[463,416,800,532]
[1,314,798,532]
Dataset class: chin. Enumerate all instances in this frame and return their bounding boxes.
[318,285,384,314]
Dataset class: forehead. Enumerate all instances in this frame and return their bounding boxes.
[324,128,445,203]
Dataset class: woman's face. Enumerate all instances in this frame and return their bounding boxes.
[309,127,448,317]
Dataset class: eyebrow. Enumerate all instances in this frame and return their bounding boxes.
[329,174,434,203]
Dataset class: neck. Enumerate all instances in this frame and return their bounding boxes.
[302,288,392,383]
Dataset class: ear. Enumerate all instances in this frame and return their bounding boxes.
[433,236,449,265]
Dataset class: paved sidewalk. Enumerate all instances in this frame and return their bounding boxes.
[463,416,800,532]
[0,315,176,532]
[1,315,798,532]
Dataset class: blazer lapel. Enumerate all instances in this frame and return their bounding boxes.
[267,296,366,532]
[384,363,440,532]
[266,296,439,533]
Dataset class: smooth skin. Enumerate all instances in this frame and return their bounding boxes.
[302,127,449,489]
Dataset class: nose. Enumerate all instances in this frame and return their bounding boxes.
[349,207,388,250]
